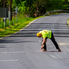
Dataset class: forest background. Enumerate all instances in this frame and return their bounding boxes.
[0,0,69,17]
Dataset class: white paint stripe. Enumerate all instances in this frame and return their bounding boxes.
[23,29,69,30]
[1,51,24,54]
[50,55,57,59]
[58,43,69,45]
[0,59,18,62]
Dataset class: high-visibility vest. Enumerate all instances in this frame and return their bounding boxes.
[39,30,52,38]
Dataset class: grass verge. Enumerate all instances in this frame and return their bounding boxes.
[67,19,69,27]
[0,15,44,38]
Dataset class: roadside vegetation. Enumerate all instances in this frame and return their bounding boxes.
[12,0,69,17]
[67,19,69,27]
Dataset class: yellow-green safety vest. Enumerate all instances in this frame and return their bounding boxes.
[39,30,52,38]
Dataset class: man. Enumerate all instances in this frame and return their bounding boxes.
[37,30,61,52]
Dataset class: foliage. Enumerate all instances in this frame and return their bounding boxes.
[17,0,66,16]
[67,19,69,27]
[0,0,69,16]
[18,1,26,14]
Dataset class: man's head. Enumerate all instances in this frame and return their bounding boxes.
[37,33,42,37]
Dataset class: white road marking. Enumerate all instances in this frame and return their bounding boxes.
[0,59,18,62]
[23,29,69,30]
[50,55,57,59]
[1,51,24,54]
[58,43,69,45]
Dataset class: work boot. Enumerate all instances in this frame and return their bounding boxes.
[43,49,47,52]
[58,49,61,52]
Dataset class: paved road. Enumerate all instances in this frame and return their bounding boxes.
[0,13,69,69]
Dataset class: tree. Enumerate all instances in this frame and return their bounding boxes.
[8,0,13,20]
[65,0,68,3]
[8,0,68,17]
[2,0,7,7]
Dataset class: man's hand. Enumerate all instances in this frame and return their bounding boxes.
[41,38,47,50]
[41,46,44,50]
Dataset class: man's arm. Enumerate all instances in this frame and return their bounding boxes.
[41,38,47,50]
[42,38,47,46]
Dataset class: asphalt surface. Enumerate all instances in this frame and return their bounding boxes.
[0,13,69,69]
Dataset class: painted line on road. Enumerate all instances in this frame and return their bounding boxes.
[50,55,57,59]
[0,59,18,62]
[23,29,69,30]
[58,43,69,45]
[1,51,24,54]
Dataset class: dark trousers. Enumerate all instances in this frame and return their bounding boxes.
[44,32,60,50]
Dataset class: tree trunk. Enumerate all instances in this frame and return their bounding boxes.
[65,0,68,3]
[1,0,3,7]
[8,0,12,20]
[2,0,7,7]
[65,0,68,4]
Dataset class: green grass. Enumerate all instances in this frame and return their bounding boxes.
[67,19,69,27]
[0,14,44,38]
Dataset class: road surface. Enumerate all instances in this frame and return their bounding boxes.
[0,13,69,69]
